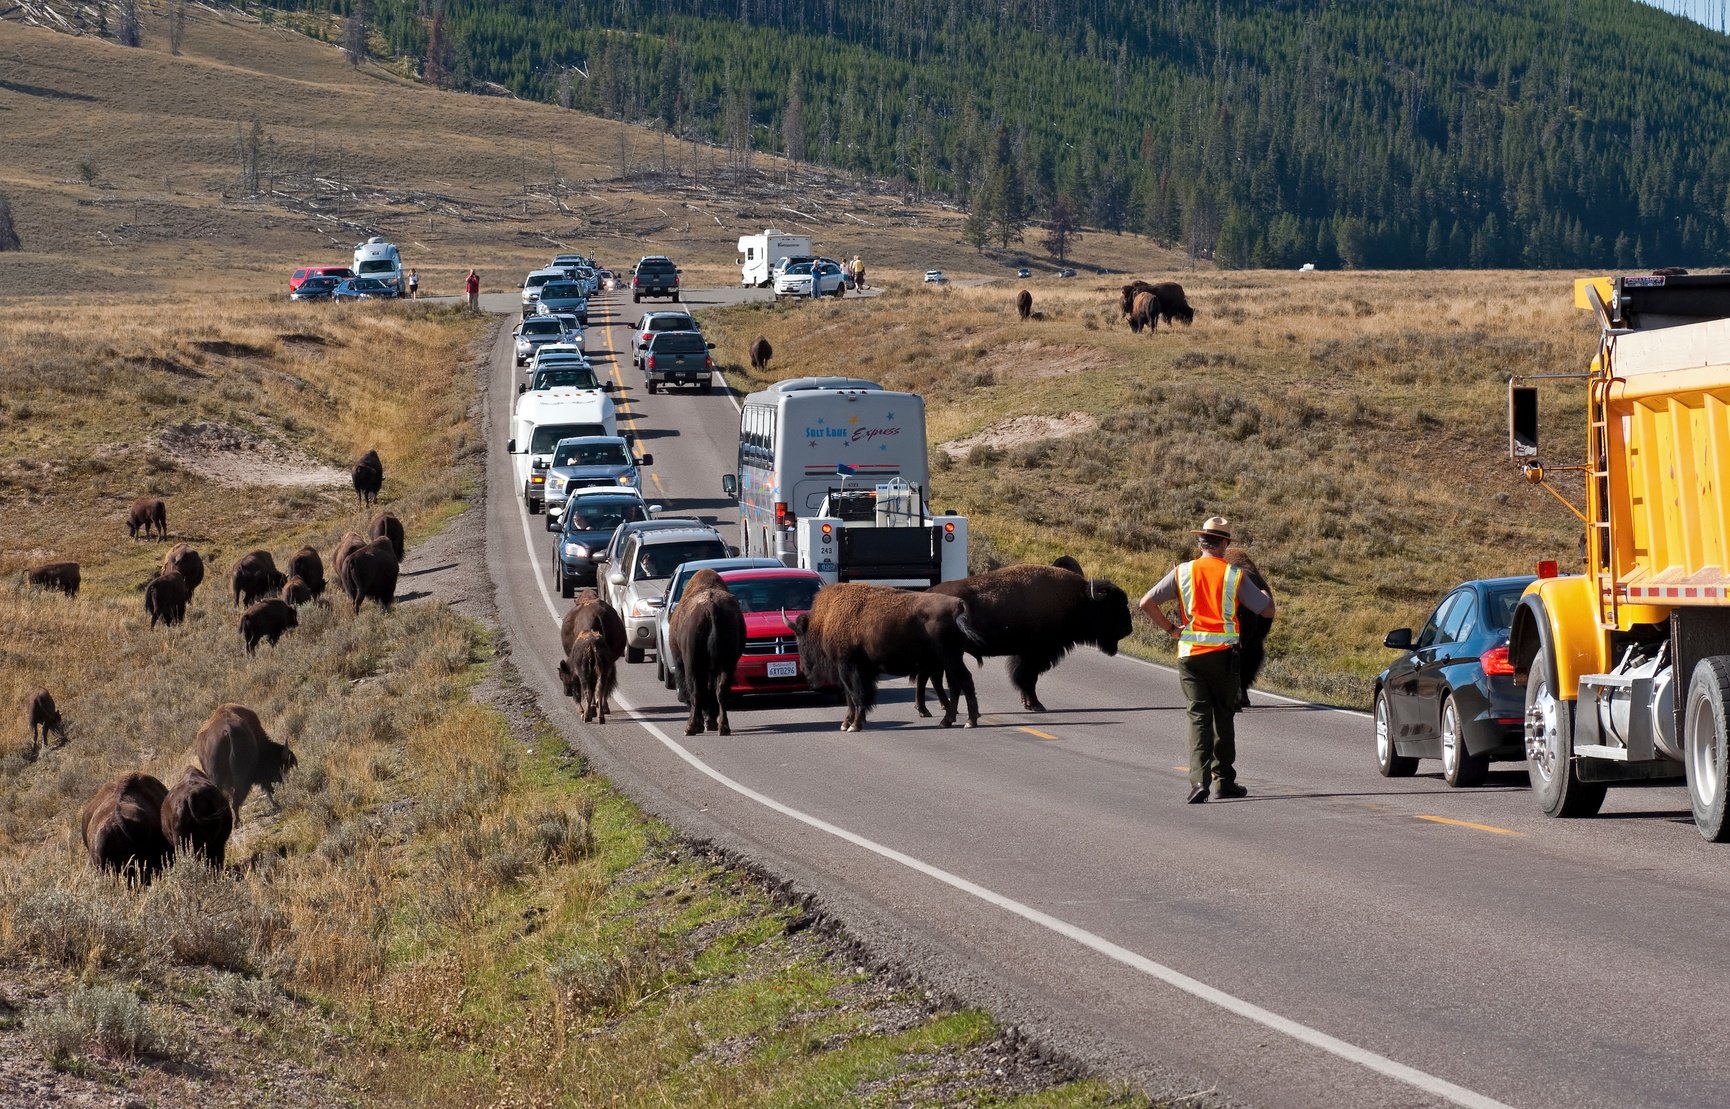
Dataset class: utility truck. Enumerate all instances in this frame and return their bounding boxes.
[738,229,812,288]
[1508,272,1730,839]
[507,388,619,514]
[721,377,967,587]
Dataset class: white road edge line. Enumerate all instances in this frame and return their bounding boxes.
[508,317,1510,1109]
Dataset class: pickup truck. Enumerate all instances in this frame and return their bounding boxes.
[641,331,716,394]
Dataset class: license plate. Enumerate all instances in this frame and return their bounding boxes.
[766,661,797,678]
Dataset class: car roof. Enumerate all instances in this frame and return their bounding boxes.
[636,527,724,547]
[553,435,627,448]
[618,517,705,536]
[717,567,823,582]
[568,485,645,500]
[639,310,693,321]
[646,330,704,343]
[676,557,782,577]
[1462,575,1539,591]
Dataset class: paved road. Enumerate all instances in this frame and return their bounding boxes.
[482,288,1729,1109]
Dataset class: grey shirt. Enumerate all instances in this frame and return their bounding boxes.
[1144,556,1274,616]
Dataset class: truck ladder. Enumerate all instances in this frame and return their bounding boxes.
[1587,360,1619,630]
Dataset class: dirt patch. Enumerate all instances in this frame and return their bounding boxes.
[192,339,271,359]
[990,340,1111,378]
[157,421,347,488]
[124,353,205,379]
[938,412,1097,459]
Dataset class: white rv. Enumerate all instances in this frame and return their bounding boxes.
[352,237,404,296]
[738,229,813,288]
[507,390,620,514]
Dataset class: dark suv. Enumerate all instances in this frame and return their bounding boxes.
[632,256,682,303]
[641,331,716,394]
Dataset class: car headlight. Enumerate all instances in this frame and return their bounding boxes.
[562,541,589,559]
[549,477,565,492]
[618,473,634,485]
[630,598,663,617]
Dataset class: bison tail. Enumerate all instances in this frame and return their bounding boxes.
[954,602,990,656]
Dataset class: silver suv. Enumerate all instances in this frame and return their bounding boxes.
[604,525,730,663]
[631,311,700,367]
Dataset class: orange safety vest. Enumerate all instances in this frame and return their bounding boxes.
[1175,555,1242,658]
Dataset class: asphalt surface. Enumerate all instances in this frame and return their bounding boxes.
[482,285,1730,1109]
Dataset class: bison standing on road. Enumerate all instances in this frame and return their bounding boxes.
[1016,289,1033,320]
[559,630,617,725]
[287,546,325,599]
[796,582,983,731]
[145,570,189,628]
[231,551,286,606]
[162,544,205,599]
[25,561,80,598]
[562,589,627,662]
[369,510,405,562]
[26,688,63,751]
[161,765,233,868]
[1226,546,1275,709]
[195,704,297,818]
[669,569,747,736]
[1128,291,1160,334]
[240,597,299,653]
[340,537,398,614]
[80,773,173,883]
[127,497,168,541]
[352,449,384,505]
[749,335,773,373]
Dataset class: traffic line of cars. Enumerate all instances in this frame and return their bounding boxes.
[287,237,409,302]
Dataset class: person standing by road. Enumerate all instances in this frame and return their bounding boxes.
[1140,516,1276,804]
[852,254,866,290]
[406,268,419,299]
[464,268,480,311]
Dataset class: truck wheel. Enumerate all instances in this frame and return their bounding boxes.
[1374,691,1417,777]
[646,380,658,394]
[1685,657,1730,841]
[1440,695,1486,787]
[633,293,641,303]
[672,292,681,302]
[626,646,645,664]
[656,656,666,684]
[664,665,677,691]
[1525,644,1606,817]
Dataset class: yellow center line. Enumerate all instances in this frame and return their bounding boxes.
[1172,765,1189,773]
[1017,727,1058,741]
[1414,814,1524,837]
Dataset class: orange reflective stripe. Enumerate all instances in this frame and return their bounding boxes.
[1176,557,1241,657]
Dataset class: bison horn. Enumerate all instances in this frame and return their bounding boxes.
[780,607,797,634]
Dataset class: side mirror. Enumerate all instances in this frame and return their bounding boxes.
[649,504,664,515]
[1383,628,1414,650]
[604,380,614,391]
[727,545,740,558]
[607,569,626,587]
[637,454,654,467]
[675,268,683,274]
[533,458,548,471]
[1509,382,1538,460]
[517,383,527,394]
[721,474,738,498]
[506,438,517,453]
[706,341,717,349]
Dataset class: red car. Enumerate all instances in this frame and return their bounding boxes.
[717,567,826,695]
[289,265,353,292]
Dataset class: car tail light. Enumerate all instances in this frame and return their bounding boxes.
[633,276,641,286]
[775,502,790,526]
[1480,644,1515,676]
[705,356,714,370]
[944,522,957,542]
[645,356,656,370]
[1536,559,1558,578]
[641,333,652,344]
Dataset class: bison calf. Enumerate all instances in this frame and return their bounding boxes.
[161,765,233,868]
[749,335,773,373]
[127,496,168,541]
[145,570,189,628]
[369,510,405,562]
[195,704,297,818]
[162,544,205,599]
[240,597,299,653]
[340,537,398,614]
[25,561,80,598]
[287,546,325,599]
[231,550,286,606]
[80,773,173,883]
[26,687,63,751]
[559,629,618,724]
[281,575,314,606]
[1016,289,1032,320]
[352,449,384,505]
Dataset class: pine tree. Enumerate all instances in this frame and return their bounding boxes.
[1041,193,1081,262]
[344,0,370,67]
[424,10,449,88]
[783,68,805,166]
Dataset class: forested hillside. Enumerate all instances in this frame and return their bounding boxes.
[262,0,1730,269]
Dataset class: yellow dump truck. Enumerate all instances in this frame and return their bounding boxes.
[1508,273,1730,839]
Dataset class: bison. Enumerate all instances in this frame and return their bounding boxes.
[795,582,983,731]
[352,449,384,505]
[195,704,297,818]
[126,496,168,541]
[340,536,398,614]
[26,687,63,751]
[231,550,286,606]
[161,765,232,868]
[1128,290,1160,334]
[916,559,1134,715]
[562,589,627,662]
[240,597,299,653]
[1121,280,1195,326]
[749,335,773,373]
[331,531,367,586]
[80,773,173,883]
[369,510,405,562]
[1226,546,1275,709]
[559,629,617,725]
[25,561,80,598]
[287,546,325,599]
[668,569,746,736]
[1016,289,1032,320]
[162,544,205,599]
[280,575,313,606]
[145,570,189,628]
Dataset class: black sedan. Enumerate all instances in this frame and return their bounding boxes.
[1374,575,1535,787]
[290,276,342,301]
[332,277,397,302]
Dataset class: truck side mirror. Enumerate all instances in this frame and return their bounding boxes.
[506,438,517,453]
[721,474,738,498]
[517,383,526,394]
[1509,383,1538,460]
[533,458,548,471]
[637,454,654,467]
[1383,628,1414,650]
[607,569,626,587]
[706,341,717,349]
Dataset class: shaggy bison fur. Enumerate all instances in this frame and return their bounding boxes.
[231,550,286,606]
[331,531,367,583]
[1225,546,1275,709]
[1121,280,1195,325]
[145,570,189,628]
[281,575,313,606]
[240,597,299,653]
[562,589,627,662]
[287,546,325,599]
[1128,290,1160,334]
[162,544,205,599]
[668,569,747,736]
[352,449,383,505]
[25,561,80,598]
[795,582,983,731]
[559,630,617,725]
[80,773,173,883]
[369,510,405,562]
[195,704,297,818]
[340,537,399,614]
[1016,289,1033,320]
[127,496,168,541]
[161,765,232,868]
[26,687,62,751]
[749,335,773,373]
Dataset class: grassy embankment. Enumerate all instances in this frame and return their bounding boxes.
[0,296,1133,1106]
[709,270,1594,706]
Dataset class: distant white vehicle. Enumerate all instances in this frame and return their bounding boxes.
[923,270,947,284]
[351,237,404,297]
[739,229,813,288]
[1299,262,1317,272]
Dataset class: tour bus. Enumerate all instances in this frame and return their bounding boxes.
[724,377,929,560]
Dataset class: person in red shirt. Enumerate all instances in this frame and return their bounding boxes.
[464,269,480,310]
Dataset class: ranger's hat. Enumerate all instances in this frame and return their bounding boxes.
[1192,516,1232,543]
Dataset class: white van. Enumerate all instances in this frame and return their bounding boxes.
[351,237,404,296]
[738,229,813,288]
[507,391,620,513]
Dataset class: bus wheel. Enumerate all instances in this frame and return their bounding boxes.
[1686,657,1730,842]
[1525,644,1605,818]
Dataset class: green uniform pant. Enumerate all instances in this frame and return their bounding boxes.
[1178,648,1240,791]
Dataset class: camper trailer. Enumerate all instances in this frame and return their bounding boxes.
[351,237,404,297]
[737,229,813,288]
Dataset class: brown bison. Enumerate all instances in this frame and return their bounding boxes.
[231,550,286,606]
[127,496,168,541]
[1226,546,1275,709]
[668,569,747,736]
[287,546,325,599]
[562,589,627,662]
[352,449,383,505]
[25,561,80,598]
[240,597,299,653]
[331,531,368,585]
[1122,279,1195,325]
[340,536,398,614]
[26,687,63,751]
[80,773,173,883]
[161,765,232,868]
[559,629,617,725]
[369,510,405,562]
[1128,290,1160,334]
[145,570,189,628]
[195,704,297,818]
[795,582,983,731]
[916,558,1135,714]
[749,335,773,373]
[162,544,205,599]
[280,575,313,606]
[1016,289,1033,320]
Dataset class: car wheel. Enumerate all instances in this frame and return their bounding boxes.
[656,656,666,683]
[559,566,575,599]
[646,380,658,394]
[1374,691,1418,777]
[1685,657,1730,841]
[672,292,681,302]
[831,286,844,299]
[1439,695,1487,787]
[626,646,645,664]
[1526,643,1606,817]
[633,293,641,303]
[664,665,677,691]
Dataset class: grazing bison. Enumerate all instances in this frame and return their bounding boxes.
[1226,546,1275,709]
[1016,289,1033,320]
[80,773,173,883]
[340,537,398,614]
[562,588,627,662]
[352,449,384,505]
[25,561,80,598]
[26,687,63,751]
[240,597,299,653]
[287,546,325,599]
[1128,291,1160,334]
[749,335,773,373]
[1121,280,1196,326]
[127,496,168,541]
[280,575,313,606]
[161,765,232,868]
[795,582,983,731]
[916,559,1134,715]
[195,704,297,818]
[162,544,205,599]
[230,550,286,606]
[668,569,747,736]
[145,570,189,628]
[369,510,405,562]
[559,630,617,725]
[331,531,367,587]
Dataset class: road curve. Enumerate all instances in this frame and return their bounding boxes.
[481,286,1729,1109]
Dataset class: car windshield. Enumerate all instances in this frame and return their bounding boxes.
[565,500,646,534]
[635,541,727,580]
[357,260,395,274]
[554,442,629,467]
[649,316,696,332]
[529,423,605,453]
[302,278,338,290]
[650,333,707,354]
[786,262,813,276]
[1484,586,1527,632]
[541,283,582,299]
[318,268,351,277]
[725,577,822,614]
[533,367,600,391]
[522,318,563,336]
[637,261,676,274]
